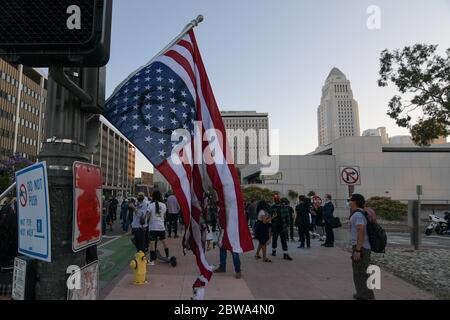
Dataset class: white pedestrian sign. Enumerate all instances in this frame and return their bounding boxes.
[15,162,51,262]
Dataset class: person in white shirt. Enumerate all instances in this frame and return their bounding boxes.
[148,190,169,266]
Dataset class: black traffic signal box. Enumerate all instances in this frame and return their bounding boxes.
[0,0,113,67]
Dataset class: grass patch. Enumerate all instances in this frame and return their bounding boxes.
[99,234,135,284]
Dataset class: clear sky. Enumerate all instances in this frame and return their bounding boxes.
[104,0,450,177]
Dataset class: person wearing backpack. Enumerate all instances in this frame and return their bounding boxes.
[348,194,375,300]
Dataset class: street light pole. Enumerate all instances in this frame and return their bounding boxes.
[36,68,93,300]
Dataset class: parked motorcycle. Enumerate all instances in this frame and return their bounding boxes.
[425,212,450,236]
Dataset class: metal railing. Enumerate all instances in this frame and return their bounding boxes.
[0,182,16,202]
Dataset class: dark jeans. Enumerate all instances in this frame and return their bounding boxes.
[102,214,107,234]
[144,229,149,252]
[272,231,289,252]
[325,223,335,245]
[298,224,310,247]
[352,248,375,300]
[219,247,241,272]
[167,213,179,236]
[211,217,217,233]
[132,228,145,252]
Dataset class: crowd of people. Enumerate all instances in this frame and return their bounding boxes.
[245,193,337,261]
[246,192,378,300]
[1,186,377,300]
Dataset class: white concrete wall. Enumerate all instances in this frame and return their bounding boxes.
[243,136,450,217]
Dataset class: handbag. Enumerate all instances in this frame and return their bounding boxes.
[328,217,342,229]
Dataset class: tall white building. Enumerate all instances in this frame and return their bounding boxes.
[317,67,361,146]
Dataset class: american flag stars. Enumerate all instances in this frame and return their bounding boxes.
[104,61,196,166]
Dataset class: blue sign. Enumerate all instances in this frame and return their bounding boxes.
[15,162,51,262]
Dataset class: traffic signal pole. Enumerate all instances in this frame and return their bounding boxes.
[0,0,112,300]
[36,68,97,300]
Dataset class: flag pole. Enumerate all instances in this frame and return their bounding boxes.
[107,15,204,101]
[149,15,204,64]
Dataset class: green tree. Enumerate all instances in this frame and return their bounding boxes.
[378,44,450,145]
[365,196,408,221]
[0,154,32,193]
[307,190,316,197]
[242,186,277,203]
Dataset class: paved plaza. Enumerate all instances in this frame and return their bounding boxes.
[101,235,435,300]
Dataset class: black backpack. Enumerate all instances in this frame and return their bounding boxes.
[358,210,387,253]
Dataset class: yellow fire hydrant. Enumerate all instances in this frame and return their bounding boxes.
[130,251,148,285]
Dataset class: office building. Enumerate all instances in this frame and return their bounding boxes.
[91,119,136,196]
[221,111,269,167]
[0,59,47,162]
[317,67,361,146]
[362,127,389,144]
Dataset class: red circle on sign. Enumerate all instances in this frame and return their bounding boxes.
[19,184,27,207]
[341,167,359,184]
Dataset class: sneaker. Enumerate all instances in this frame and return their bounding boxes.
[214,267,226,273]
[298,245,305,249]
[235,272,242,279]
[325,244,334,248]
[283,254,293,261]
[271,251,276,257]
[148,261,155,266]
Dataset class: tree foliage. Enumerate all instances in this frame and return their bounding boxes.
[242,186,277,203]
[378,44,450,145]
[365,196,407,221]
[307,190,316,197]
[0,154,33,193]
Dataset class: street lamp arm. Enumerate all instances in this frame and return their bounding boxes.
[49,67,93,104]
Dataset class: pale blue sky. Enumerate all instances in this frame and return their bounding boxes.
[105,0,450,176]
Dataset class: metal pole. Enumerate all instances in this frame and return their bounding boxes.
[409,200,420,250]
[35,68,94,300]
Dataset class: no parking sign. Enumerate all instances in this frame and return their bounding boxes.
[15,162,51,262]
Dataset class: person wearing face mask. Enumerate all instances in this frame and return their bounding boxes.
[322,194,335,248]
[269,195,293,260]
[131,193,150,253]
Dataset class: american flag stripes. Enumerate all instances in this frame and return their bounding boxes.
[104,29,253,293]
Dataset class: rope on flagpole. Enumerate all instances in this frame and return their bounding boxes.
[107,15,204,102]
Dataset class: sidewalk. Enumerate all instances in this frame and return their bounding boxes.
[102,237,435,300]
